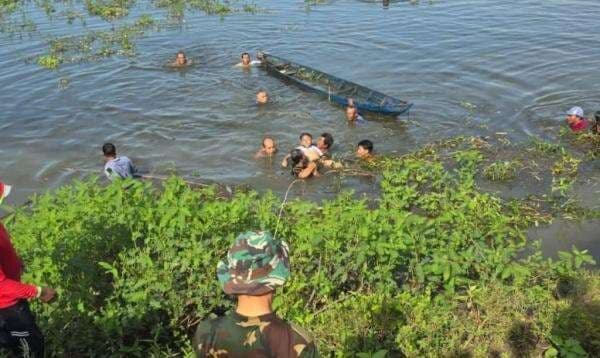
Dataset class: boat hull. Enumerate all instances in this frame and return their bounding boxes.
[260,53,412,116]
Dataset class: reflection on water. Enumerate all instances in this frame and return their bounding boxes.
[529,219,600,263]
[0,0,599,257]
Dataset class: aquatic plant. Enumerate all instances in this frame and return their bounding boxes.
[37,54,62,69]
[86,0,133,20]
[483,160,520,181]
[37,14,157,68]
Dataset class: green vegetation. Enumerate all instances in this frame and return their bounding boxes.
[86,0,133,20]
[3,137,598,356]
[37,14,157,66]
[0,0,261,69]
[483,160,520,181]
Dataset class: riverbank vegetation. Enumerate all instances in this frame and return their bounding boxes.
[3,136,598,356]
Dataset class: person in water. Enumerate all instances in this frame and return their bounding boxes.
[102,143,136,181]
[172,51,192,67]
[254,136,277,159]
[289,149,319,179]
[192,231,318,357]
[236,52,261,67]
[566,106,590,132]
[281,133,322,167]
[316,132,342,169]
[256,90,269,105]
[316,133,334,158]
[356,139,374,161]
[346,99,365,123]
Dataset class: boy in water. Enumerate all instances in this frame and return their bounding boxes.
[102,143,136,181]
[281,133,322,167]
[254,137,277,159]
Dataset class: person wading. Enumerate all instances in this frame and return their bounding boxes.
[193,231,318,357]
[102,143,136,181]
[0,182,55,358]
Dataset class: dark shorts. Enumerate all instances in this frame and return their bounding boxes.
[0,300,44,357]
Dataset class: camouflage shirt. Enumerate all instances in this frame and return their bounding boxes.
[193,311,318,358]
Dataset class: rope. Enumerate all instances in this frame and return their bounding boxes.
[273,179,300,241]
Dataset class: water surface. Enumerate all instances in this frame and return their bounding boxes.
[0,0,598,259]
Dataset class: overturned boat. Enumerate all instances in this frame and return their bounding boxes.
[258,52,412,116]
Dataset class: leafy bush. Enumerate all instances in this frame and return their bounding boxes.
[3,143,598,356]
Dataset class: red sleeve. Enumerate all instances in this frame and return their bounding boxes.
[0,265,38,301]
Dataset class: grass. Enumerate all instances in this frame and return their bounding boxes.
[483,160,520,181]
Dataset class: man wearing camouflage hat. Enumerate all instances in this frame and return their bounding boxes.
[193,231,318,357]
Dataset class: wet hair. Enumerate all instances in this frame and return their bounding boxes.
[299,132,312,141]
[320,132,334,149]
[358,139,374,153]
[177,51,185,57]
[241,52,250,58]
[103,143,117,157]
[289,149,307,175]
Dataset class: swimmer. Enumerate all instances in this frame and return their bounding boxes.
[316,133,334,157]
[256,90,269,105]
[346,99,365,123]
[235,52,261,67]
[254,136,277,159]
[171,51,192,67]
[102,143,136,181]
[356,139,374,161]
[289,149,319,179]
[566,106,590,132]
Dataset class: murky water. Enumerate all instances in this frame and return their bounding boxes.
[0,0,598,259]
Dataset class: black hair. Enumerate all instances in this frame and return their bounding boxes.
[320,132,334,149]
[299,132,313,141]
[289,149,306,176]
[103,143,117,157]
[177,50,185,56]
[241,52,250,58]
[357,139,374,153]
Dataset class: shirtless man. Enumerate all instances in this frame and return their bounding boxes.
[236,52,261,68]
[256,90,269,105]
[254,137,277,159]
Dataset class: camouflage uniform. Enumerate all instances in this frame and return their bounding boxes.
[193,231,319,357]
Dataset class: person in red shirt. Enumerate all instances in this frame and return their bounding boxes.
[0,182,55,358]
[566,106,590,132]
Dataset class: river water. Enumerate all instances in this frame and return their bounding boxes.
[0,0,598,260]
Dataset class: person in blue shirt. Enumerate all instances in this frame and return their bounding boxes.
[102,143,136,181]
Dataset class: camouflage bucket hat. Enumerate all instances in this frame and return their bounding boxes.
[217,231,290,296]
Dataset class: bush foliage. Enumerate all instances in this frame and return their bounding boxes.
[3,140,599,356]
